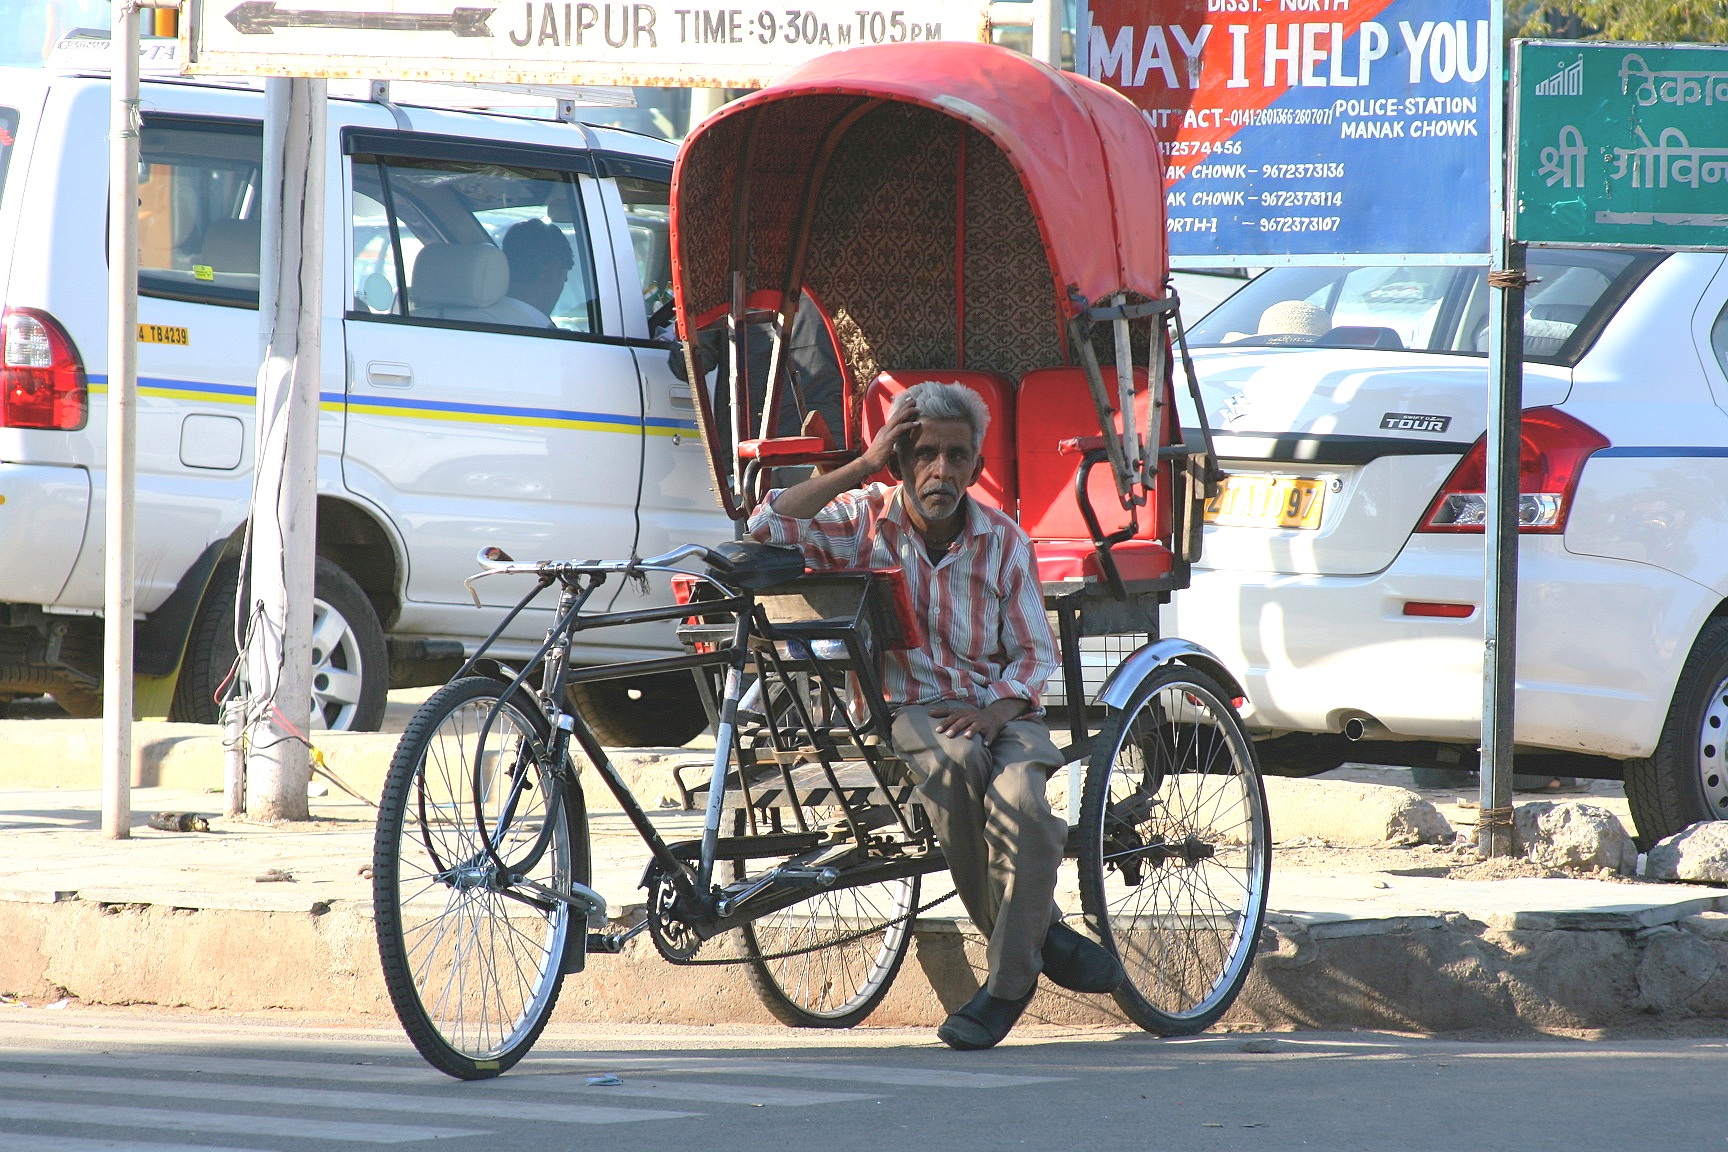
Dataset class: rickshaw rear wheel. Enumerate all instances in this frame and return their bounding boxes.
[1077,664,1270,1035]
[732,808,920,1028]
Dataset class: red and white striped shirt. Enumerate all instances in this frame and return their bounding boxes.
[747,482,1059,712]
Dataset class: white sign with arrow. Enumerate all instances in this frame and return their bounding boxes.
[187,0,992,86]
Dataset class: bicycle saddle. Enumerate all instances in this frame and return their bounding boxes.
[706,541,806,589]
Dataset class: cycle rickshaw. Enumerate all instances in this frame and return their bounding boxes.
[372,41,1270,1081]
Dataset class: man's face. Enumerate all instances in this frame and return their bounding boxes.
[523,259,571,314]
[894,416,983,523]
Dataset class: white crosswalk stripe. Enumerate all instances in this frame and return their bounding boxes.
[0,1098,483,1144]
[0,1070,693,1126]
[0,1049,874,1107]
[0,1136,261,1152]
[533,1053,1066,1088]
[0,1045,1056,1147]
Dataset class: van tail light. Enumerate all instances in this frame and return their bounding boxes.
[0,308,88,430]
[1417,407,1608,535]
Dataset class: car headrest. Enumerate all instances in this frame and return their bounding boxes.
[196,218,261,275]
[410,244,510,309]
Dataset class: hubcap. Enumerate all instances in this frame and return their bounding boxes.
[308,597,366,730]
[1698,677,1728,817]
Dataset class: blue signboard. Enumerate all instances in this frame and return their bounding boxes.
[1082,0,1494,263]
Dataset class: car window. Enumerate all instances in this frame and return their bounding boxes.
[1188,251,1658,366]
[349,153,600,335]
[1190,266,1459,351]
[136,118,263,308]
[615,175,672,333]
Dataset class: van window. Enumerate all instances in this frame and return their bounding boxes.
[350,154,600,334]
[616,175,672,332]
[137,118,264,308]
[0,108,19,202]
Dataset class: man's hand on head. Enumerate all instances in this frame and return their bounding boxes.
[762,399,921,521]
[858,399,920,475]
[930,697,1028,743]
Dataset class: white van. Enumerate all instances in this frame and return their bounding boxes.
[0,67,727,743]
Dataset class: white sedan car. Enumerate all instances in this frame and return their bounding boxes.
[1164,250,1728,846]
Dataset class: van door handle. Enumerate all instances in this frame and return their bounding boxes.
[669,385,695,410]
[368,362,413,388]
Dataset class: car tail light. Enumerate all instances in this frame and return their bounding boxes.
[1417,407,1608,535]
[0,308,87,430]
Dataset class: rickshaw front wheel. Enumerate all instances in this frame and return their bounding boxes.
[374,677,589,1079]
[1077,664,1271,1035]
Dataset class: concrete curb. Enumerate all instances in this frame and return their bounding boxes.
[8,895,1728,1032]
[0,718,701,811]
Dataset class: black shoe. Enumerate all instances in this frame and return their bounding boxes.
[1040,922,1126,993]
[937,985,1034,1051]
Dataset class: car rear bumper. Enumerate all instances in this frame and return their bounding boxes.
[1163,535,1715,759]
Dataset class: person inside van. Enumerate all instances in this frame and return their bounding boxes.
[498,219,574,327]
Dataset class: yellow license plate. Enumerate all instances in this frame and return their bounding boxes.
[1204,475,1325,529]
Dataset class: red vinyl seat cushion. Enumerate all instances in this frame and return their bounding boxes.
[859,370,1018,512]
[1032,539,1173,584]
[738,436,826,460]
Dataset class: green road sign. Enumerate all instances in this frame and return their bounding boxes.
[1513,39,1728,249]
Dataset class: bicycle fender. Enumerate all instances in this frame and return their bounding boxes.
[1093,638,1248,712]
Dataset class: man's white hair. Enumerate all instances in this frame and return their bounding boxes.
[887,380,990,453]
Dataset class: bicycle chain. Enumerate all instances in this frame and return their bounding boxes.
[661,885,960,967]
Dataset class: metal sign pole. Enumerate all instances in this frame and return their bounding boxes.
[244,76,325,821]
[101,0,143,841]
[1478,0,1517,856]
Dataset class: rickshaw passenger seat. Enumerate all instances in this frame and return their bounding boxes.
[859,370,1018,512]
[1016,366,1175,585]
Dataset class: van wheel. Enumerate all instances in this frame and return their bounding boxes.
[568,672,707,748]
[170,556,389,732]
[1625,618,1728,848]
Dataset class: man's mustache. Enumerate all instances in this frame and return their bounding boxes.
[919,482,959,501]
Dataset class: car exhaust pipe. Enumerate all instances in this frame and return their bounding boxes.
[1343,716,1388,741]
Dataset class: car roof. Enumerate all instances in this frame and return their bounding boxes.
[0,68,675,164]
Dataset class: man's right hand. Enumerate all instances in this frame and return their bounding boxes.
[857,400,920,475]
[754,399,921,520]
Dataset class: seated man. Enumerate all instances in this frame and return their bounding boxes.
[498,219,575,327]
[747,380,1124,1050]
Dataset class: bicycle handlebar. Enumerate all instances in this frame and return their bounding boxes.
[467,543,725,586]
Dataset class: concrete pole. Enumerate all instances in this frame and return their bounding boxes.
[1031,0,1062,67]
[102,0,141,841]
[244,77,325,822]
[687,88,727,137]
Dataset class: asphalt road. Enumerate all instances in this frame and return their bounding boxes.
[0,1008,1722,1152]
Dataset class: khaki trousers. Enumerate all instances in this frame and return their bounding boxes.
[890,705,1068,999]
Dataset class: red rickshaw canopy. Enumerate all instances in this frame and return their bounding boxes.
[671,41,1169,377]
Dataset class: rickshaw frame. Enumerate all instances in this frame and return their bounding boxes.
[371,43,1269,1082]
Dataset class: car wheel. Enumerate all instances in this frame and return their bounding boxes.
[170,556,389,732]
[568,672,708,748]
[1624,618,1728,848]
